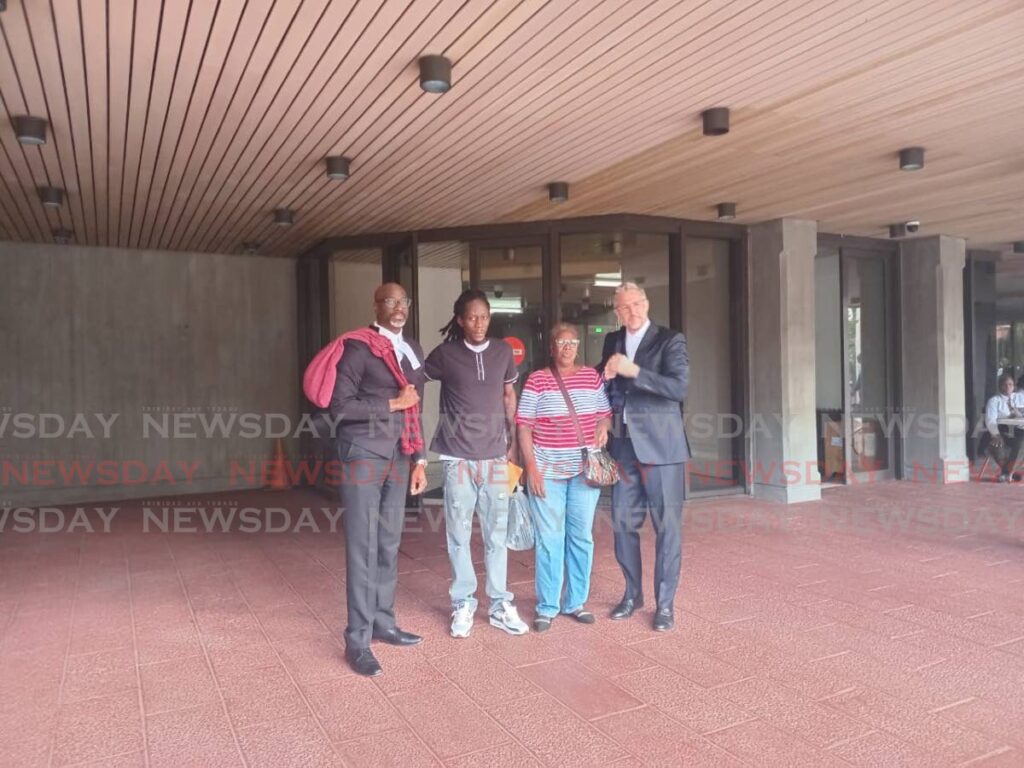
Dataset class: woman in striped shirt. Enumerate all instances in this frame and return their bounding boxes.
[516,323,612,632]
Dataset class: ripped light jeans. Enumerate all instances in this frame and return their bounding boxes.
[442,458,513,614]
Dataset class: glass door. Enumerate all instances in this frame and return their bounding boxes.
[841,248,897,482]
[471,238,550,379]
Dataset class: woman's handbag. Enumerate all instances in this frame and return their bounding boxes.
[506,486,535,551]
[550,367,620,487]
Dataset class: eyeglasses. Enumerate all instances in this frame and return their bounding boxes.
[554,339,580,348]
[378,297,412,308]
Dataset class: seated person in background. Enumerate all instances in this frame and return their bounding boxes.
[985,373,1024,482]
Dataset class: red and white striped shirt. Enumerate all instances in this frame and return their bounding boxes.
[516,367,611,478]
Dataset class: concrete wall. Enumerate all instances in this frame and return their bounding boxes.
[748,218,821,503]
[900,235,969,481]
[0,241,298,507]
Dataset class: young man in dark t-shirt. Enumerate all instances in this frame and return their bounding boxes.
[424,289,529,637]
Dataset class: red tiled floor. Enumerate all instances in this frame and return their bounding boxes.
[431,644,541,706]
[824,685,1008,762]
[218,663,311,730]
[445,742,541,767]
[51,690,144,767]
[334,727,441,767]
[62,648,138,702]
[715,676,874,749]
[827,729,941,767]
[3,482,1024,766]
[234,715,342,768]
[593,706,746,767]
[145,703,242,768]
[302,674,399,742]
[393,681,513,759]
[613,665,754,735]
[629,634,748,688]
[706,719,849,767]
[518,658,642,721]
[488,693,628,766]
[139,654,219,715]
[0,733,51,768]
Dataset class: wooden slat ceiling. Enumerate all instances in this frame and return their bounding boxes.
[1,0,1022,258]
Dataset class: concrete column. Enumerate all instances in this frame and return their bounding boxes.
[748,218,821,503]
[900,235,969,482]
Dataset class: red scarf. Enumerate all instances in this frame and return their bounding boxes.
[303,328,424,456]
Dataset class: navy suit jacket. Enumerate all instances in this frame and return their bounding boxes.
[599,323,691,465]
[329,327,426,463]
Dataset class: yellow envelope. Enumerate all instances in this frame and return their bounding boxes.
[507,461,524,493]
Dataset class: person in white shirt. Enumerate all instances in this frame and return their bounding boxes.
[984,373,1024,482]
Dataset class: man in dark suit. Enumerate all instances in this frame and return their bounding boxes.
[330,282,429,676]
[599,282,690,632]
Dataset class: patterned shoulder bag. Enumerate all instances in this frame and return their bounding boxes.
[549,367,619,487]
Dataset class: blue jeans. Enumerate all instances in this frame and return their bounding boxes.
[528,473,600,618]
[442,459,513,613]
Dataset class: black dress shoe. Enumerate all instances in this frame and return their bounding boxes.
[610,598,643,620]
[345,647,383,677]
[371,627,423,646]
[653,608,674,632]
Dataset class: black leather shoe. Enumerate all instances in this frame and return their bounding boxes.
[345,647,383,677]
[610,598,643,620]
[371,627,423,646]
[653,608,674,632]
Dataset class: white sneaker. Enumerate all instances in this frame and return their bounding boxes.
[451,603,474,638]
[489,601,529,635]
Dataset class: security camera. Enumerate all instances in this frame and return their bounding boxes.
[905,220,920,234]
[493,284,504,299]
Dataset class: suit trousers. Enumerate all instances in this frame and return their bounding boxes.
[339,439,409,650]
[610,437,685,609]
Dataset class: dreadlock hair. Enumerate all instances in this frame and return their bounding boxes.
[439,288,490,343]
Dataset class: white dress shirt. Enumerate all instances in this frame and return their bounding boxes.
[985,391,1024,435]
[373,322,420,369]
[621,319,650,424]
[624,319,651,362]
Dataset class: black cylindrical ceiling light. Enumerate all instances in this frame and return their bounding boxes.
[242,241,261,255]
[14,115,48,145]
[548,182,569,202]
[52,227,73,244]
[716,202,737,221]
[38,186,64,208]
[419,55,452,93]
[889,223,907,239]
[325,156,351,180]
[273,208,294,226]
[899,146,925,171]
[702,107,730,136]
[1014,241,1024,254]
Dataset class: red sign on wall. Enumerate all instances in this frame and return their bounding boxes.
[504,336,526,366]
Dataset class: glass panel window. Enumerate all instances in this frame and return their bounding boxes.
[415,241,471,497]
[559,232,670,367]
[329,248,383,336]
[476,245,547,374]
[685,238,738,491]
[843,253,891,476]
